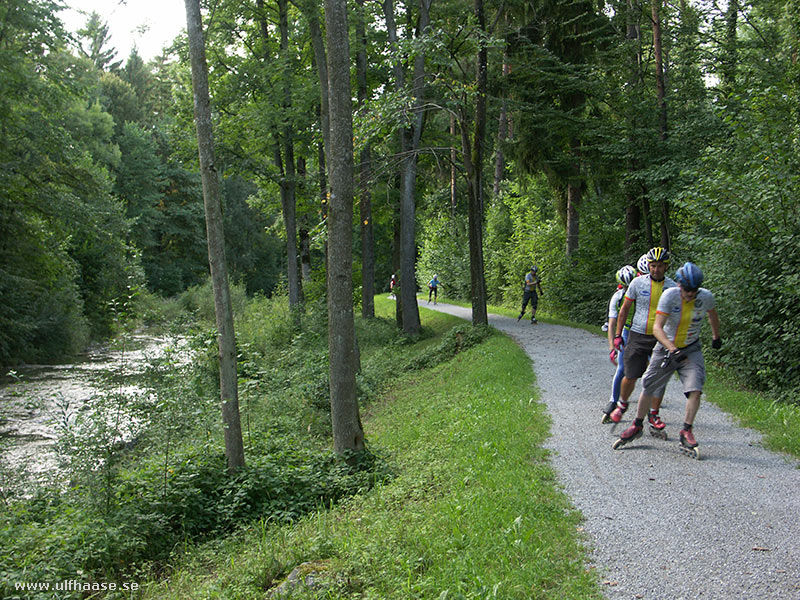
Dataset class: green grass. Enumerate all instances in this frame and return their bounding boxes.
[703,365,800,458]
[139,297,599,599]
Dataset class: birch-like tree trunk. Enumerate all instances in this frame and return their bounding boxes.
[184,0,245,471]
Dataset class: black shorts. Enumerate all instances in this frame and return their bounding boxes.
[622,331,658,379]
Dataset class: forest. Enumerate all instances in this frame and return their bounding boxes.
[2,0,800,595]
[3,0,799,399]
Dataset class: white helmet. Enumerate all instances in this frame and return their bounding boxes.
[637,254,649,275]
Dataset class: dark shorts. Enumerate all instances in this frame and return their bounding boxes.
[622,330,658,379]
[522,289,539,310]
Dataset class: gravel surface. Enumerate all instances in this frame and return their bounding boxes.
[419,301,800,599]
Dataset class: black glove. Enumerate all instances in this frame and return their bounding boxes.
[712,337,722,349]
[660,349,687,369]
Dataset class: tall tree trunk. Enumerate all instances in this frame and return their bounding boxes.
[356,0,375,318]
[493,31,511,198]
[384,0,428,335]
[464,0,488,326]
[624,0,643,254]
[450,114,457,216]
[565,179,580,256]
[652,0,670,248]
[296,157,312,283]
[184,0,244,471]
[721,0,738,92]
[324,0,365,456]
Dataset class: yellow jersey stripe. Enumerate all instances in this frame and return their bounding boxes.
[674,298,695,347]
[645,280,665,335]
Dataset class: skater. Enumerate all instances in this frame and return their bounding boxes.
[389,273,397,298]
[613,262,722,459]
[604,247,676,428]
[605,265,637,416]
[427,274,441,304]
[518,265,544,324]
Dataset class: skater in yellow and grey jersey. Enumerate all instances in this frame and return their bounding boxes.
[606,247,676,427]
[613,262,722,458]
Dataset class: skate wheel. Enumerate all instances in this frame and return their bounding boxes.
[649,429,667,441]
[601,413,611,424]
[612,438,625,450]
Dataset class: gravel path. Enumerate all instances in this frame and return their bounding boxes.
[419,301,800,599]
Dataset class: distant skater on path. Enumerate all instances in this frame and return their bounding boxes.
[518,265,544,324]
[613,262,722,459]
[427,274,441,304]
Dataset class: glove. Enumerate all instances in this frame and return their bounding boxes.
[609,349,618,366]
[712,337,722,349]
[613,336,624,351]
[660,349,687,369]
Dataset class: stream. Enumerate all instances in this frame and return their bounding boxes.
[0,333,187,492]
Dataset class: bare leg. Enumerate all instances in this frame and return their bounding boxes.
[683,391,702,425]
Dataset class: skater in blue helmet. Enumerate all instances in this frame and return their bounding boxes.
[605,247,677,430]
[427,274,441,304]
[517,265,544,324]
[613,262,722,459]
[604,265,636,419]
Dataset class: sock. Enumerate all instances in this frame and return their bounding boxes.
[683,422,692,431]
[633,418,644,428]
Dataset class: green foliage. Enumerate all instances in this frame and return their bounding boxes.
[679,85,800,398]
[136,321,598,600]
[416,214,471,301]
[404,323,492,371]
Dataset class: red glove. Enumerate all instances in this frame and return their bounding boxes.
[609,349,618,365]
[613,336,624,351]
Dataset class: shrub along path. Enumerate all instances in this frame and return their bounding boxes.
[421,301,800,599]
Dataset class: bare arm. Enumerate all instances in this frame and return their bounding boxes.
[614,297,633,338]
[652,312,676,353]
[607,317,618,350]
[707,308,721,340]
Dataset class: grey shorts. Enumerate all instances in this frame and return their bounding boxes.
[642,343,706,399]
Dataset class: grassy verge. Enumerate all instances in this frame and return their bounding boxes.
[430,294,800,461]
[139,297,599,599]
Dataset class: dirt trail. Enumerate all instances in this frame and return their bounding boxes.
[420,301,800,599]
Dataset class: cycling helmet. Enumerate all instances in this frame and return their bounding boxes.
[675,262,703,291]
[637,254,649,275]
[616,265,636,287]
[530,265,538,273]
[646,246,671,264]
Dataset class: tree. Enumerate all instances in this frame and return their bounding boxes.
[75,11,122,71]
[184,0,245,471]
[382,0,431,335]
[324,0,365,455]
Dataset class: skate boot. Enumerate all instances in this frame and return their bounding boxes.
[609,401,628,424]
[648,411,667,440]
[612,423,643,450]
[601,400,618,424]
[679,429,700,460]
[517,313,523,322]
[531,317,538,324]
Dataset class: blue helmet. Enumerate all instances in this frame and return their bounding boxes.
[676,262,703,291]
[616,265,636,287]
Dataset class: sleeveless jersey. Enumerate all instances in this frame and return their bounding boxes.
[624,275,677,335]
[655,287,715,348]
